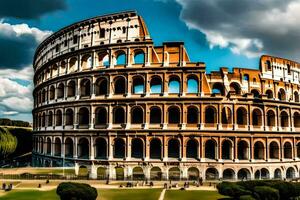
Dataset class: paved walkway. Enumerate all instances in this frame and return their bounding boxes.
[158,189,166,200]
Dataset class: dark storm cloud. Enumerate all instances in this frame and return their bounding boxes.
[0,0,67,19]
[175,0,300,60]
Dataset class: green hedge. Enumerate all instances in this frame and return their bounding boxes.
[0,127,17,159]
[253,186,279,200]
[56,182,98,200]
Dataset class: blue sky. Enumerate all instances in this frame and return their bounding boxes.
[1,0,300,122]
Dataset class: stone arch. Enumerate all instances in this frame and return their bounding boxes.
[294,112,300,128]
[186,139,198,159]
[131,138,144,159]
[278,88,286,100]
[55,109,63,126]
[150,106,162,124]
[95,107,107,125]
[46,137,51,155]
[115,50,126,65]
[187,106,198,124]
[132,167,144,180]
[205,139,217,159]
[131,106,144,124]
[237,168,251,180]
[187,76,199,94]
[212,82,225,95]
[80,79,91,97]
[274,168,282,179]
[150,167,162,180]
[133,49,145,64]
[67,80,76,97]
[267,110,276,126]
[95,77,108,96]
[49,85,55,100]
[238,140,249,160]
[221,107,232,124]
[168,106,180,124]
[269,141,279,159]
[223,168,235,180]
[188,167,199,180]
[95,137,107,159]
[286,167,295,179]
[280,111,289,127]
[237,107,247,125]
[150,138,161,159]
[295,91,300,102]
[114,76,126,94]
[81,54,92,69]
[251,89,260,98]
[64,137,73,158]
[115,167,124,180]
[78,137,89,159]
[168,138,180,159]
[283,141,293,159]
[132,76,145,94]
[114,138,125,159]
[169,167,180,180]
[168,76,180,94]
[78,166,89,177]
[65,108,74,126]
[54,137,61,156]
[205,106,217,124]
[97,167,108,180]
[150,76,162,94]
[57,83,65,99]
[252,108,263,126]
[113,107,125,124]
[222,139,233,160]
[266,90,273,99]
[206,168,219,180]
[230,82,241,95]
[78,107,89,125]
[254,141,265,160]
[48,111,53,126]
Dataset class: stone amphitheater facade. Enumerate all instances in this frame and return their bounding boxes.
[32,11,300,181]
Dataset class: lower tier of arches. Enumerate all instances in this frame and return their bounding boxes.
[32,154,300,181]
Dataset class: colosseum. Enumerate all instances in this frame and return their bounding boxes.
[32,11,300,181]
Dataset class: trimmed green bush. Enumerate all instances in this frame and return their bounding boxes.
[240,195,256,200]
[0,127,17,159]
[56,182,98,200]
[253,186,279,200]
[217,182,251,198]
[268,181,297,200]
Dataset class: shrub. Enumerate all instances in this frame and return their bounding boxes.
[253,186,279,200]
[217,182,251,198]
[269,181,297,200]
[56,182,98,200]
[240,195,256,200]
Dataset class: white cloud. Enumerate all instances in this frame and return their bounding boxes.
[172,0,300,60]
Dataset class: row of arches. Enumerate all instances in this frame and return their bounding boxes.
[36,105,300,129]
[36,75,200,104]
[34,137,300,161]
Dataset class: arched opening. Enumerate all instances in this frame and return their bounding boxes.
[278,88,286,100]
[266,90,273,99]
[95,78,108,96]
[238,168,250,180]
[95,107,107,125]
[168,139,180,159]
[55,110,62,126]
[39,138,44,154]
[295,92,299,102]
[274,168,282,179]
[65,137,73,158]
[237,107,247,125]
[284,142,292,159]
[212,82,225,95]
[114,138,125,159]
[42,89,46,102]
[267,110,276,127]
[168,106,180,124]
[230,82,241,95]
[150,107,161,124]
[261,168,270,179]
[78,166,88,177]
[116,51,126,65]
[46,138,51,155]
[187,77,198,94]
[113,107,125,124]
[57,83,64,99]
[132,167,144,180]
[223,169,235,180]
[114,76,126,95]
[205,107,217,124]
[269,142,279,159]
[254,141,264,160]
[294,112,300,128]
[238,140,249,160]
[131,138,143,159]
[133,51,145,64]
[266,60,272,70]
[42,112,46,127]
[221,107,232,124]
[54,138,61,156]
[132,76,145,94]
[131,107,144,124]
[169,167,180,180]
[297,143,300,158]
[150,76,162,94]
[95,138,107,159]
[280,111,289,127]
[222,140,232,160]
[49,86,55,100]
[168,77,180,94]
[187,107,198,124]
[81,54,92,69]
[98,52,110,67]
[251,89,260,98]
[206,168,219,180]
[48,111,53,126]
[78,138,89,159]
[150,138,161,159]
[78,107,89,125]
[205,139,216,159]
[286,167,295,179]
[188,167,199,180]
[243,74,249,81]
[80,79,91,97]
[115,167,124,180]
[67,80,76,97]
[65,109,74,126]
[97,167,107,180]
[252,109,262,126]
[186,139,198,159]
[150,167,162,180]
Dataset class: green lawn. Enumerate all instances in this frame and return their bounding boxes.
[0,189,59,200]
[164,190,227,200]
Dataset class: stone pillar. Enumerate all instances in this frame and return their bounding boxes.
[90,164,97,179]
